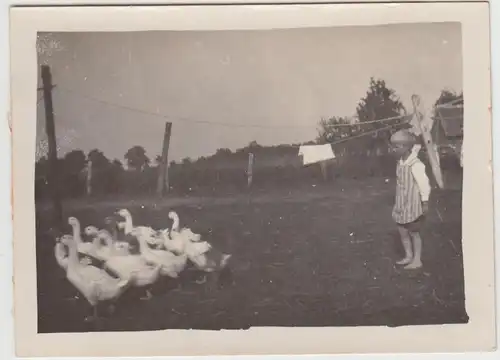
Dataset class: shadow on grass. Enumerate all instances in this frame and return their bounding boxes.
[36,180,466,333]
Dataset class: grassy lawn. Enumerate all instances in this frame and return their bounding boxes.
[35,177,467,333]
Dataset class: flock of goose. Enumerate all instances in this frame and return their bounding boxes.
[53,208,232,323]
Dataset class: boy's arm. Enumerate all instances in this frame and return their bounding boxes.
[411,162,431,202]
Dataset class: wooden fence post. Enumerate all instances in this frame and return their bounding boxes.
[86,160,92,196]
[247,153,254,188]
[320,161,328,181]
[156,122,172,197]
[411,94,444,189]
[41,65,63,225]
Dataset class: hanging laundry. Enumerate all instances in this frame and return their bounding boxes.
[408,109,434,137]
[298,144,336,166]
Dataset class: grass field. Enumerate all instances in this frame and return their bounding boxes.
[35,176,467,333]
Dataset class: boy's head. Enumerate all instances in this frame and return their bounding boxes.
[390,129,418,157]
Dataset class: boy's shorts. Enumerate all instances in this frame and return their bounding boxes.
[397,215,425,233]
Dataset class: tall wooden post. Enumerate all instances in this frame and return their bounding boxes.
[41,65,63,225]
[156,122,172,197]
[86,159,93,196]
[247,153,254,188]
[319,161,328,182]
[411,94,444,189]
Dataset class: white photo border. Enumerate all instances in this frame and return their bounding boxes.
[9,2,494,357]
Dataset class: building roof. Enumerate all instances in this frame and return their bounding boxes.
[434,105,463,139]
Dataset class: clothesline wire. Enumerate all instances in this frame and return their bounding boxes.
[321,113,410,127]
[435,96,464,109]
[54,86,314,129]
[37,84,462,164]
[325,115,462,149]
[326,121,406,147]
[54,85,413,130]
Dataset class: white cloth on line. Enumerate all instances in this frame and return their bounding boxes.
[298,144,336,165]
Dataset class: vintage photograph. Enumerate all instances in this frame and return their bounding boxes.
[33,22,467,334]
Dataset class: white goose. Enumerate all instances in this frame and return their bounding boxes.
[84,226,131,261]
[166,211,231,274]
[169,211,181,232]
[55,234,93,269]
[54,234,73,270]
[133,228,188,279]
[190,247,232,273]
[97,231,162,300]
[116,209,164,249]
[59,234,133,323]
[163,211,202,254]
[68,217,96,257]
[158,228,185,255]
[54,234,93,301]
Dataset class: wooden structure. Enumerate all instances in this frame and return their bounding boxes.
[247,153,254,187]
[41,65,63,224]
[407,94,464,187]
[86,160,93,196]
[432,97,464,160]
[410,94,445,189]
[319,160,328,181]
[156,122,172,197]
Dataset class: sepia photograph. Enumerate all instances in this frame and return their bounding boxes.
[10,2,494,357]
[34,23,466,333]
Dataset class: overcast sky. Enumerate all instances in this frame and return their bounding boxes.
[36,22,462,164]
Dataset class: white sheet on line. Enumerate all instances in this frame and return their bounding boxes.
[298,144,336,165]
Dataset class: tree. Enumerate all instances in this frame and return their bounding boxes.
[35,156,50,200]
[356,78,406,130]
[112,159,123,169]
[61,150,87,197]
[87,149,112,195]
[315,78,406,160]
[35,156,49,179]
[125,146,150,171]
[354,78,407,152]
[63,150,87,175]
[215,148,232,158]
[317,78,406,147]
[107,159,125,194]
[88,149,110,169]
[434,89,463,109]
[316,116,353,144]
[36,33,63,66]
[248,140,260,148]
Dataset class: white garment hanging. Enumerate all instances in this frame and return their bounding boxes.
[298,144,336,165]
[408,108,434,137]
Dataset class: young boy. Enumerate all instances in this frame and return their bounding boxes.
[390,129,432,270]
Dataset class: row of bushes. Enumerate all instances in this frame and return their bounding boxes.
[35,152,462,200]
